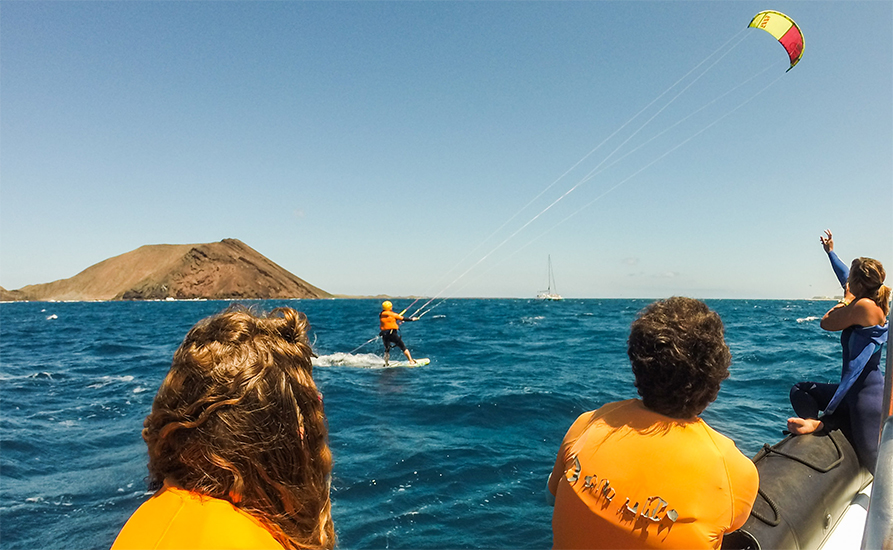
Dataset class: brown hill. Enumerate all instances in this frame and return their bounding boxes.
[3,239,331,301]
[0,286,25,301]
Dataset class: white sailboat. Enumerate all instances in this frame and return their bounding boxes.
[537,256,563,301]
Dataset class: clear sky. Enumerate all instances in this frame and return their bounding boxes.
[2,1,891,299]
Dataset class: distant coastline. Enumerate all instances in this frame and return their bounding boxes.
[1,294,849,303]
[0,241,849,303]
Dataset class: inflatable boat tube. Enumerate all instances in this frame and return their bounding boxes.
[722,429,871,550]
[862,416,893,548]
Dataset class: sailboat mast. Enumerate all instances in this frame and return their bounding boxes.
[548,255,557,294]
[547,255,552,293]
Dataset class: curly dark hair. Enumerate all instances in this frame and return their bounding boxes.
[627,297,731,419]
[143,306,334,550]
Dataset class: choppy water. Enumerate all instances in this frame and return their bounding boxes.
[0,299,847,549]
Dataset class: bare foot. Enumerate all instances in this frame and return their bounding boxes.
[787,417,823,435]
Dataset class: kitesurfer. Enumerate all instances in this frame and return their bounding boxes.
[112,306,334,550]
[547,297,758,549]
[379,300,418,366]
[787,230,890,474]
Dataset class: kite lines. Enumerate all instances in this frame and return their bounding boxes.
[399,11,805,319]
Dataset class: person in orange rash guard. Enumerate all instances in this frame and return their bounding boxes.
[111,306,334,550]
[379,300,418,366]
[111,484,284,549]
[547,297,758,549]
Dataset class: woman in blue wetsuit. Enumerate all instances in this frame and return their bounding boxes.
[787,230,890,474]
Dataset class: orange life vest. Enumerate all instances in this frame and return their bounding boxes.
[111,485,284,550]
[380,310,404,331]
[548,399,758,549]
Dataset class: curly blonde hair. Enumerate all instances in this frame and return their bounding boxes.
[143,306,334,550]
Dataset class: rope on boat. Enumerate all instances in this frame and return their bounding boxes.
[759,435,845,474]
[750,487,783,527]
[748,433,846,526]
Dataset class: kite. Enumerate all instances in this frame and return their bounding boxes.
[748,10,804,71]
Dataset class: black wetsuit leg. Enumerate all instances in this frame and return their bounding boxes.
[846,368,884,474]
[790,379,882,473]
[381,330,407,352]
[790,381,837,418]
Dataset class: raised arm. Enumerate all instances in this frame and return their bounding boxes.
[821,229,849,290]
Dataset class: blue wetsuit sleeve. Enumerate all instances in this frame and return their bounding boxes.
[828,251,849,290]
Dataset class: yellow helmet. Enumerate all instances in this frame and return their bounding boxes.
[382,300,393,311]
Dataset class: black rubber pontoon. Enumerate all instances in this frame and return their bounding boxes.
[722,429,871,550]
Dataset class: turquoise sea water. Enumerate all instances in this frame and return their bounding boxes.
[0,299,849,549]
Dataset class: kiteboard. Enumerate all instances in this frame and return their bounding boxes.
[385,357,430,368]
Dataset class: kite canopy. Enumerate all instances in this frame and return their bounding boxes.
[748,10,804,71]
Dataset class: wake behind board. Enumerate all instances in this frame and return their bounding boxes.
[386,357,430,368]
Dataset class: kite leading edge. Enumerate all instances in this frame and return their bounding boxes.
[748,10,804,71]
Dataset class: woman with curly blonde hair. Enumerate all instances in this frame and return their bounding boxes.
[112,306,334,550]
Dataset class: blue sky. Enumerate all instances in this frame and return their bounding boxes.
[2,1,891,299]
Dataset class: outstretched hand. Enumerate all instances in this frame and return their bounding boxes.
[820,229,834,253]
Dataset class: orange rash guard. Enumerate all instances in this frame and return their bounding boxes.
[548,399,758,549]
[380,310,405,331]
[111,485,284,550]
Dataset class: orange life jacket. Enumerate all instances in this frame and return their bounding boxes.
[111,485,284,550]
[380,310,404,331]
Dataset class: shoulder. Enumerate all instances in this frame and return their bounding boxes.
[578,399,635,423]
[697,421,748,457]
[853,297,887,325]
[593,399,658,426]
[696,421,759,528]
[560,400,635,443]
[822,298,884,331]
[593,399,638,418]
[697,421,758,485]
[112,487,284,550]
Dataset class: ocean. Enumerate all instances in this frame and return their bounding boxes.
[0,298,848,549]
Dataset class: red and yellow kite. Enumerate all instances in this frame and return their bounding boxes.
[748,11,804,71]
